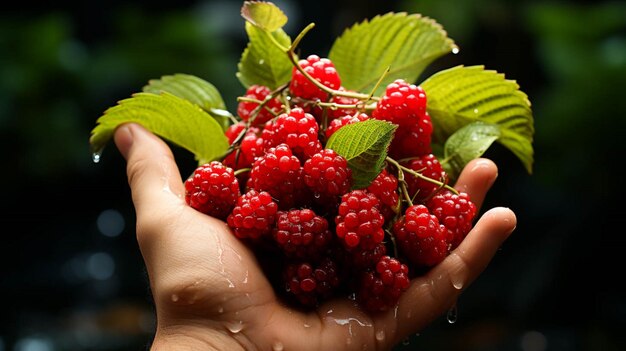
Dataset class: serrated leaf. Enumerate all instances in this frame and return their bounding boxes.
[241,1,287,32]
[237,22,292,89]
[143,73,231,130]
[329,12,457,96]
[89,92,229,165]
[326,120,397,189]
[443,121,501,181]
[422,65,534,174]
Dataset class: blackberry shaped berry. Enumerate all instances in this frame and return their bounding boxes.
[357,255,410,313]
[388,111,433,159]
[303,148,352,204]
[283,257,342,308]
[223,121,264,171]
[289,54,341,101]
[393,205,448,270]
[247,143,310,210]
[237,84,283,126]
[335,190,385,250]
[273,209,334,260]
[227,190,278,240]
[261,107,322,161]
[325,113,370,139]
[403,153,448,203]
[184,161,240,220]
[366,169,399,221]
[426,191,477,250]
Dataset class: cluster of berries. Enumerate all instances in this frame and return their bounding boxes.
[184,54,477,313]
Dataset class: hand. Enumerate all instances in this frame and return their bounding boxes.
[114,123,517,351]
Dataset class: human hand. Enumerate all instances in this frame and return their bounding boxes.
[114,122,517,351]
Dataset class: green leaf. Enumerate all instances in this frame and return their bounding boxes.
[326,119,397,189]
[89,92,229,165]
[422,65,534,174]
[443,121,501,181]
[328,12,457,95]
[143,73,231,130]
[241,1,288,32]
[237,22,292,89]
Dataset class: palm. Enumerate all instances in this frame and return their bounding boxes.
[115,123,516,351]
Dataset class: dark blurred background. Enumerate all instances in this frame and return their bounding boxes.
[1,0,624,350]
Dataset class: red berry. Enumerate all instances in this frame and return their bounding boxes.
[357,255,410,312]
[303,149,352,202]
[366,169,399,221]
[372,79,427,127]
[273,209,333,260]
[227,190,279,240]
[426,191,477,250]
[334,190,385,250]
[393,205,448,269]
[237,84,283,126]
[403,154,448,202]
[388,111,433,158]
[283,257,341,307]
[261,107,322,161]
[223,122,264,170]
[289,55,341,101]
[325,113,370,139]
[184,161,240,220]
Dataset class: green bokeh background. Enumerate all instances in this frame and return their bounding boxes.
[1,0,624,350]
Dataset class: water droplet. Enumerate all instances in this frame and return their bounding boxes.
[473,108,479,114]
[303,322,311,328]
[226,321,244,334]
[452,47,460,54]
[348,292,356,301]
[375,330,385,341]
[92,152,101,163]
[447,303,458,324]
[171,294,179,302]
[217,306,224,314]
[259,59,265,65]
[272,341,284,351]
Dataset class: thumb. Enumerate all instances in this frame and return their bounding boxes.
[113,123,185,215]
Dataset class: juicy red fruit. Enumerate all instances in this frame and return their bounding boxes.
[185,161,240,220]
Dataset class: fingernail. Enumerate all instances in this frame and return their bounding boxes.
[114,124,134,160]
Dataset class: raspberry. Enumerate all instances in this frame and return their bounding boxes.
[426,191,477,250]
[335,190,385,250]
[289,55,341,101]
[403,154,448,202]
[236,84,283,126]
[247,143,310,210]
[357,255,410,313]
[223,122,264,170]
[366,169,399,221]
[273,209,333,260]
[227,190,279,240]
[283,257,341,307]
[261,107,322,160]
[372,79,427,127]
[349,242,387,270]
[325,113,370,139]
[388,111,433,159]
[184,161,240,220]
[393,205,448,269]
[303,149,352,202]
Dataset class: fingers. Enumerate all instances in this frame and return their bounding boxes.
[113,123,185,215]
[453,158,498,210]
[392,207,517,342]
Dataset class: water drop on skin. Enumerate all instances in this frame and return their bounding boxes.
[217,306,224,314]
[447,303,458,324]
[171,294,179,302]
[272,341,284,351]
[375,330,385,341]
[226,321,244,334]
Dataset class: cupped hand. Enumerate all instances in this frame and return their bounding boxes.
[114,123,517,351]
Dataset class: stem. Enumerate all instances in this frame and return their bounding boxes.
[386,157,459,195]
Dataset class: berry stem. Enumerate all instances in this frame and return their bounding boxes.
[386,157,459,195]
